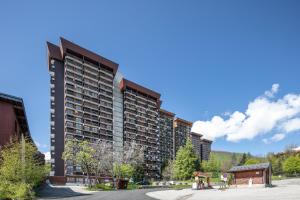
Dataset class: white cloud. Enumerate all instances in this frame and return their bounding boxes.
[44,152,51,161]
[192,84,300,142]
[262,133,285,144]
[294,146,300,151]
[265,83,279,98]
[282,118,300,132]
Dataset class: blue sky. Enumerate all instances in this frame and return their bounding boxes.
[0,0,299,156]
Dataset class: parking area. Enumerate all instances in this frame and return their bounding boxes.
[146,178,300,200]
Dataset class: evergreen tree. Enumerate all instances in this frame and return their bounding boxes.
[238,153,247,166]
[231,153,238,166]
[173,139,199,180]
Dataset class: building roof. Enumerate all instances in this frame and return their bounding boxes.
[119,78,161,100]
[0,92,32,141]
[190,132,203,137]
[47,37,119,74]
[174,117,193,126]
[228,162,270,173]
[159,109,175,117]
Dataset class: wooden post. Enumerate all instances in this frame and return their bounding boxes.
[21,133,25,182]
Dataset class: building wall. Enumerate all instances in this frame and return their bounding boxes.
[190,133,202,161]
[63,53,115,175]
[123,87,160,178]
[201,140,212,161]
[174,121,192,156]
[49,58,65,176]
[0,102,19,147]
[159,111,174,162]
[234,170,264,185]
[113,71,124,153]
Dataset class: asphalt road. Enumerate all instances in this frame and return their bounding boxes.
[37,184,159,200]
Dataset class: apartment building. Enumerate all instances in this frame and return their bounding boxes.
[159,109,175,162]
[190,132,212,162]
[46,37,212,180]
[173,118,193,156]
[120,79,161,178]
[47,38,118,176]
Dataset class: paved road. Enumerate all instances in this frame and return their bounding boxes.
[37,184,159,200]
[147,178,300,200]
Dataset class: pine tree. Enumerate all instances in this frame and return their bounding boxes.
[238,153,247,166]
[231,153,238,166]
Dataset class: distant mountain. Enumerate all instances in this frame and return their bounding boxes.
[211,150,243,163]
[211,150,265,165]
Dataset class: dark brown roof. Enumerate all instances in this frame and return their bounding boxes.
[159,109,175,117]
[119,78,161,100]
[47,37,119,74]
[46,42,62,69]
[174,117,193,126]
[0,93,32,141]
[228,163,270,173]
[190,132,203,137]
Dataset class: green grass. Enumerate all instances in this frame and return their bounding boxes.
[127,183,141,190]
[87,182,142,191]
[169,184,191,190]
[88,183,114,191]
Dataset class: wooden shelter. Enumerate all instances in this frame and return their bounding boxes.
[228,163,272,186]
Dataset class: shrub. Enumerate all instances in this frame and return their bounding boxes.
[283,155,300,176]
[0,139,47,199]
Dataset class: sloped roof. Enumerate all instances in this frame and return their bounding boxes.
[0,92,32,141]
[47,37,119,74]
[228,162,270,172]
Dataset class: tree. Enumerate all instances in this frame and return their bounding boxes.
[284,144,298,154]
[162,160,174,181]
[283,155,300,176]
[267,152,283,175]
[173,139,199,180]
[202,154,220,178]
[231,153,238,166]
[273,158,283,175]
[244,158,260,165]
[238,153,247,166]
[113,164,134,179]
[91,140,114,183]
[62,139,95,186]
[113,141,144,181]
[0,139,48,199]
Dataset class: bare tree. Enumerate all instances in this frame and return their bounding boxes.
[91,140,114,183]
[113,141,145,179]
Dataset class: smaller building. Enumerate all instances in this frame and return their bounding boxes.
[228,163,272,186]
[0,93,32,146]
[0,92,45,164]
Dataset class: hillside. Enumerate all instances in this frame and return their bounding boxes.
[211,150,243,164]
[211,150,266,165]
